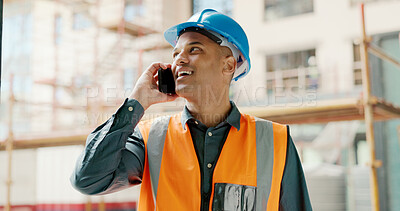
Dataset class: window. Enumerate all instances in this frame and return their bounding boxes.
[264,0,313,21]
[124,68,136,91]
[353,133,367,165]
[353,43,363,86]
[3,13,33,95]
[266,49,318,96]
[54,15,62,45]
[193,0,233,16]
[124,0,145,22]
[73,12,93,30]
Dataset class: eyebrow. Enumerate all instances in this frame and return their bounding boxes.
[173,41,204,53]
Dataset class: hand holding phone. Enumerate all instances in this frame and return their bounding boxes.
[130,63,178,110]
[158,67,176,95]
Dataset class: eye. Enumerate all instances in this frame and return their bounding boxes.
[190,47,201,53]
[172,52,178,58]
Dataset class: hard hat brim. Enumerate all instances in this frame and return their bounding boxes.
[164,22,210,46]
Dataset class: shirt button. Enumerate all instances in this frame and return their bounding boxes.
[207,163,212,168]
[128,106,133,112]
[208,132,212,136]
[194,121,199,125]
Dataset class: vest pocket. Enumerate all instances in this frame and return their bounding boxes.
[212,183,256,211]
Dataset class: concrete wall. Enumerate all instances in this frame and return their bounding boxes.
[0,150,37,205]
[0,146,141,205]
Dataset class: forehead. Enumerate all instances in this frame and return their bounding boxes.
[175,32,218,49]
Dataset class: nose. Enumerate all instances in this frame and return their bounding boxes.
[174,50,189,66]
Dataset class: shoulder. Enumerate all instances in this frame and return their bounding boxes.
[139,115,172,129]
[241,113,287,130]
[137,115,173,140]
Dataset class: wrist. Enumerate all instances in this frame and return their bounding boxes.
[129,93,150,110]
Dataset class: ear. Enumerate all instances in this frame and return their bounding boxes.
[222,55,236,77]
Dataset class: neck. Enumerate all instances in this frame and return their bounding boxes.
[186,96,232,128]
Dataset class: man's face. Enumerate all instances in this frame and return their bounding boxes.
[171,32,227,99]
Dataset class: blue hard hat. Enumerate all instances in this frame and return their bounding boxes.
[164,9,251,81]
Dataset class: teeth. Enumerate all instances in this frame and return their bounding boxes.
[178,71,193,77]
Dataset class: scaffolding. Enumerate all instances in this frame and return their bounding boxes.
[1,2,400,211]
[1,0,168,210]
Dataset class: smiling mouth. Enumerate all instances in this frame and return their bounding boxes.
[177,70,193,78]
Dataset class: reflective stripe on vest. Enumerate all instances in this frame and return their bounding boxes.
[138,113,288,211]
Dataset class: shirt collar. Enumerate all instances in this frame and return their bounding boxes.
[180,101,241,131]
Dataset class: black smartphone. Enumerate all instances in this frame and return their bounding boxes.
[158,67,176,95]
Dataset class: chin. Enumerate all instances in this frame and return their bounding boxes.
[175,85,198,100]
[176,89,193,99]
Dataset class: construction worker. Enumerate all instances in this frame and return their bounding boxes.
[71,9,312,210]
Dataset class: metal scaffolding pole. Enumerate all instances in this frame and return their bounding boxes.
[5,74,15,211]
[360,4,381,211]
[359,4,400,210]
[368,43,400,69]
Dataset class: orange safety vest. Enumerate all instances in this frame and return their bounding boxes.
[138,113,288,211]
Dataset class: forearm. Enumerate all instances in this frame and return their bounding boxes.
[70,98,145,195]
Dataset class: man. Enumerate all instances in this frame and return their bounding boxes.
[71,9,312,211]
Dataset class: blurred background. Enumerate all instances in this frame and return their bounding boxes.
[1,0,400,210]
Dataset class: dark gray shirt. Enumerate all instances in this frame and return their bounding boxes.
[71,98,312,210]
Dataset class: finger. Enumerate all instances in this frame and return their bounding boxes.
[162,63,172,69]
[154,74,159,83]
[151,71,159,86]
[146,62,163,75]
[160,63,168,69]
[154,72,159,86]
